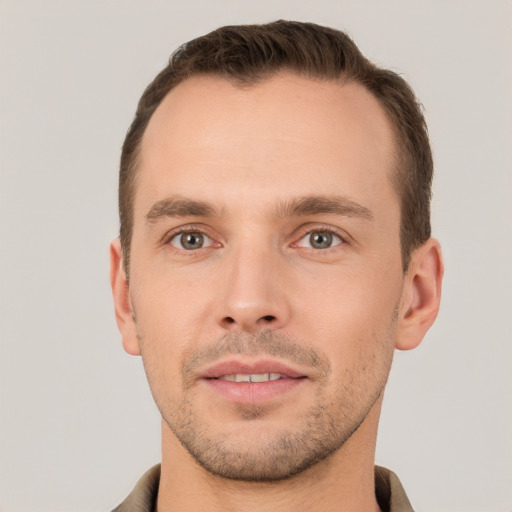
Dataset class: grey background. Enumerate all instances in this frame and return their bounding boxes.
[1,1,511,511]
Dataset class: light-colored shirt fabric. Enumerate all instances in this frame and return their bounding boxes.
[112,464,414,512]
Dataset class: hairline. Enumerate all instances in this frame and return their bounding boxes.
[122,70,413,277]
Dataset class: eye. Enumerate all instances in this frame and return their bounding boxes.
[296,230,342,249]
[170,231,213,250]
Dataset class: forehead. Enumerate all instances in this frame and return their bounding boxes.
[137,72,398,218]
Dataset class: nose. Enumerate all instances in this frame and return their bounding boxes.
[216,242,291,333]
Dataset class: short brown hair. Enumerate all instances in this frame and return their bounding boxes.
[119,20,432,275]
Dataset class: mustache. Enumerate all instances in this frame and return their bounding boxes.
[182,331,331,380]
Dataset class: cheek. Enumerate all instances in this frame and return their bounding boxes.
[291,263,402,365]
[129,270,218,383]
[131,260,214,328]
[295,261,402,323]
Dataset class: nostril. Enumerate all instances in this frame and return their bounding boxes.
[220,314,278,330]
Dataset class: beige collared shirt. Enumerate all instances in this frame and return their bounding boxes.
[112,464,414,512]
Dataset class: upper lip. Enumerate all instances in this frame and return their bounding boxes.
[200,359,307,379]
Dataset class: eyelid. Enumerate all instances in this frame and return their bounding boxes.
[291,224,351,248]
[296,232,342,249]
[161,224,222,248]
[170,232,214,249]
[160,222,351,250]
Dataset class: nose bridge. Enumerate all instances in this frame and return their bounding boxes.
[218,235,289,332]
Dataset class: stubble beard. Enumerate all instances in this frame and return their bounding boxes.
[139,329,395,483]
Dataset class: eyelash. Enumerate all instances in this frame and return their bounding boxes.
[162,225,350,252]
[162,225,218,250]
[293,225,349,251]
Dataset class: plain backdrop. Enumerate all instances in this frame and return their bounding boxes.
[1,1,511,511]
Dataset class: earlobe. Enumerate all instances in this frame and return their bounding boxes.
[110,239,141,356]
[396,238,444,351]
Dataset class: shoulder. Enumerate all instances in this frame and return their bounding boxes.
[111,464,161,512]
[375,465,414,512]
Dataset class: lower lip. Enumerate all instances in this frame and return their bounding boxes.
[204,377,305,404]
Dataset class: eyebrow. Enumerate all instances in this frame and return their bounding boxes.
[145,194,373,223]
[273,195,373,221]
[146,195,217,223]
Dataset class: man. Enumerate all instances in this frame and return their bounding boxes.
[110,20,443,512]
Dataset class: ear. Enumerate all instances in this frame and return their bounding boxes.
[110,239,141,356]
[395,238,444,351]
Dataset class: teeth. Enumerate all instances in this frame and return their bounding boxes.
[220,374,237,382]
[218,373,283,383]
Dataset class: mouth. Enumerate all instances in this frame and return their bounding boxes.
[217,372,289,383]
[200,359,308,405]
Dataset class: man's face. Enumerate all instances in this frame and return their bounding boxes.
[123,73,406,480]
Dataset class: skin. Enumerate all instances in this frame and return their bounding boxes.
[111,73,443,512]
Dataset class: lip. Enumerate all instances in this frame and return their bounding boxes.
[200,359,306,380]
[200,358,308,405]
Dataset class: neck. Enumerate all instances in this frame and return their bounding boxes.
[156,399,383,512]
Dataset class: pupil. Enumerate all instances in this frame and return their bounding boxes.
[182,233,203,249]
[311,232,332,249]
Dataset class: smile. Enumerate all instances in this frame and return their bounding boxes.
[217,373,286,383]
[200,358,306,380]
[200,360,308,405]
